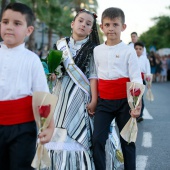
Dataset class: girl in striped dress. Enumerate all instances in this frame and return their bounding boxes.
[47,9,99,170]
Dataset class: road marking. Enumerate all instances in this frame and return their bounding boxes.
[143,108,153,119]
[142,132,152,148]
[136,155,148,170]
[136,109,152,170]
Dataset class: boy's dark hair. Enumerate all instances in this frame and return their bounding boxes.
[134,42,144,48]
[131,32,138,36]
[101,7,125,24]
[2,2,35,26]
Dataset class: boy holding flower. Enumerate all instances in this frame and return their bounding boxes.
[0,2,54,169]
[134,41,151,122]
[92,7,143,170]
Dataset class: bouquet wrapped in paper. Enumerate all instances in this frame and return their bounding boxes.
[120,82,145,143]
[31,91,58,169]
[144,74,154,101]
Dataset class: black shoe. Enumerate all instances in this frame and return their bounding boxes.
[137,117,143,122]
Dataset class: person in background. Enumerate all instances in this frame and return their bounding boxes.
[155,53,162,82]
[0,2,54,169]
[167,54,170,81]
[92,7,143,170]
[134,42,151,122]
[37,48,43,59]
[160,56,167,82]
[148,51,156,82]
[128,32,147,56]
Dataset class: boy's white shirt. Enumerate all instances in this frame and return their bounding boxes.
[93,42,143,84]
[0,42,49,100]
[137,54,151,74]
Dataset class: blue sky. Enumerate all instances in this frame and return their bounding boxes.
[97,0,170,43]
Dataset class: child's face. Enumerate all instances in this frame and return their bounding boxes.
[71,12,93,40]
[0,9,34,48]
[100,17,126,44]
[135,45,144,57]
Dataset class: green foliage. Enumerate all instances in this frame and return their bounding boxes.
[140,15,170,51]
[54,7,74,38]
[36,1,62,28]
[47,50,62,73]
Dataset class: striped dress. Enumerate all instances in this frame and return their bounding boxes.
[45,37,97,170]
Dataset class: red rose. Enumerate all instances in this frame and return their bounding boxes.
[146,77,151,82]
[130,88,141,97]
[38,105,51,118]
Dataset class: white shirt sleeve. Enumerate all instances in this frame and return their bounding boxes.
[146,58,151,74]
[31,54,49,93]
[128,49,143,84]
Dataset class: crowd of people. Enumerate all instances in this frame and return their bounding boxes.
[128,32,170,83]
[148,51,170,83]
[0,2,169,170]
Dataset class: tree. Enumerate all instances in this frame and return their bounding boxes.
[35,0,62,50]
[54,7,73,39]
[18,0,62,50]
[140,7,170,51]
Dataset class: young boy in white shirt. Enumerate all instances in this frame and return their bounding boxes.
[134,41,151,122]
[92,7,143,170]
[129,32,147,56]
[0,2,54,169]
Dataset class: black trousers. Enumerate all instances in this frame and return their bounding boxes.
[0,121,37,170]
[92,98,136,170]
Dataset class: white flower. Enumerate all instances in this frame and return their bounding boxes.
[55,65,63,78]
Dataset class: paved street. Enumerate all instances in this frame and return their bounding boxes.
[136,81,170,170]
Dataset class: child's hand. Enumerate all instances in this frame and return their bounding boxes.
[130,107,141,118]
[86,101,97,117]
[130,102,142,118]
[147,84,151,89]
[49,73,56,81]
[38,118,55,144]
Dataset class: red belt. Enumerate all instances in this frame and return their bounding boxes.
[141,72,144,80]
[98,78,130,100]
[0,96,34,125]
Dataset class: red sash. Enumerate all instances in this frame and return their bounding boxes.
[141,72,144,80]
[0,96,34,125]
[98,78,130,100]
